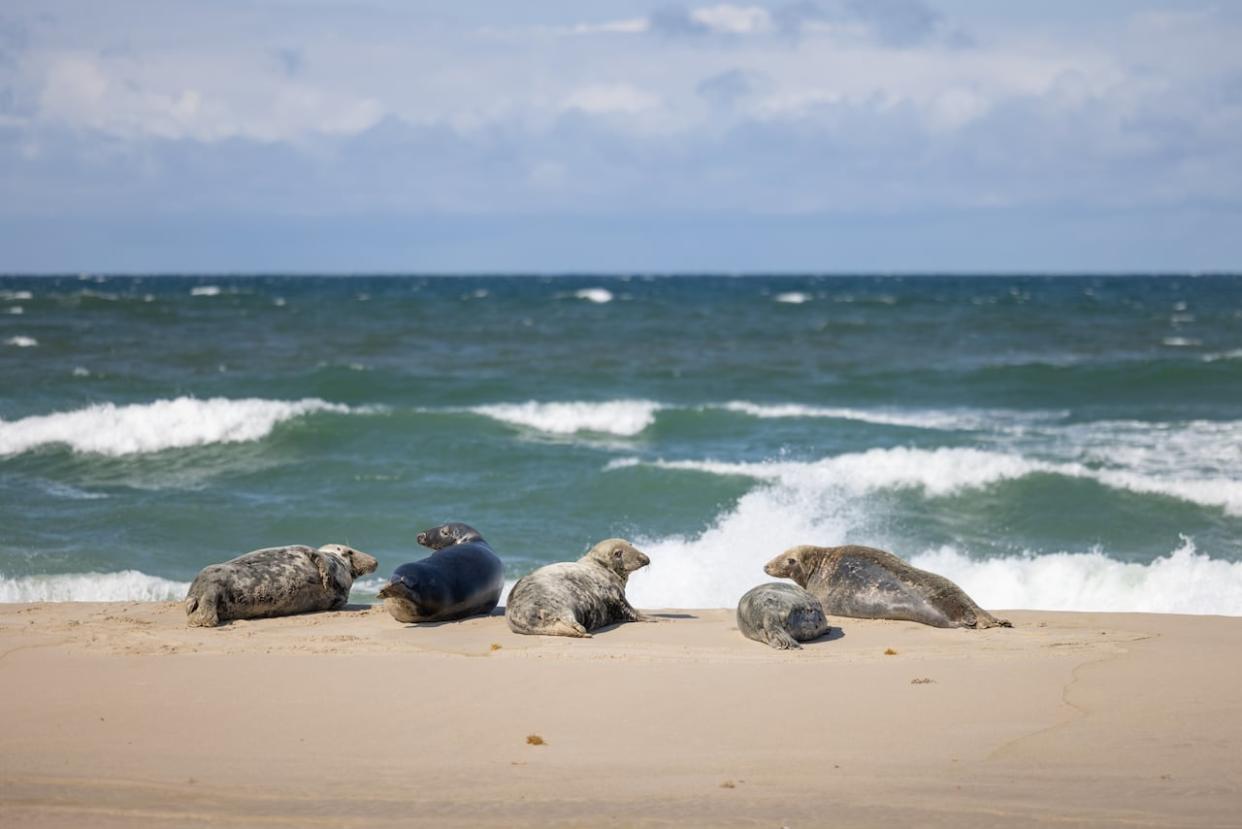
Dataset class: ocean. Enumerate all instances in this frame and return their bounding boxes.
[2,274,1240,613]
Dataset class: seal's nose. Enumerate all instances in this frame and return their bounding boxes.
[416,532,428,546]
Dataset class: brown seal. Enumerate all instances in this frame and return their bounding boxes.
[764,544,1010,629]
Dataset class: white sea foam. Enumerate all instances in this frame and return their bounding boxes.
[621,455,1242,614]
[612,444,1242,515]
[0,397,359,457]
[1202,349,1242,362]
[1162,336,1200,347]
[5,336,37,347]
[910,538,1242,615]
[190,285,221,297]
[469,400,661,437]
[0,570,190,602]
[774,292,811,304]
[574,288,614,304]
[715,401,1044,431]
[6,306,23,314]
[0,290,33,300]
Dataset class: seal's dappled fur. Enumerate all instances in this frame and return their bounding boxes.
[506,539,649,637]
[377,522,504,623]
[765,544,1010,629]
[736,582,830,649]
[185,544,378,627]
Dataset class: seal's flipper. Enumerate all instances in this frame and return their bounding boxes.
[547,618,591,638]
[185,591,221,627]
[302,549,333,591]
[766,628,802,650]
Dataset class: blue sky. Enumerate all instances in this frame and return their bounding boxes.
[1,1,1240,272]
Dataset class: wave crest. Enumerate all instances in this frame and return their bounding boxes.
[0,570,190,602]
[574,288,614,304]
[0,397,360,457]
[469,400,660,437]
[612,445,1242,514]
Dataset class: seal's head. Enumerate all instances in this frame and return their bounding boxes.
[417,522,484,550]
[585,538,650,580]
[318,544,379,578]
[764,545,823,587]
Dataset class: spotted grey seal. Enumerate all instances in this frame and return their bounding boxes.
[737,582,830,649]
[765,544,1011,629]
[376,522,505,623]
[185,543,378,627]
[506,539,649,637]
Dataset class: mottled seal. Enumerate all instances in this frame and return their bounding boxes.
[506,539,649,637]
[736,582,830,649]
[376,522,505,623]
[765,544,1011,629]
[185,543,378,627]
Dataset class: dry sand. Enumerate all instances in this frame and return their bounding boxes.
[1,602,1239,828]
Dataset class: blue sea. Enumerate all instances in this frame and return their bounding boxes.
[2,274,1241,613]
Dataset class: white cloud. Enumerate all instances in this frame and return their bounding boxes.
[563,83,659,115]
[689,5,773,35]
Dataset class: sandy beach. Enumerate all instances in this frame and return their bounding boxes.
[0,603,1239,828]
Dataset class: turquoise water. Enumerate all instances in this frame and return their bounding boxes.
[2,275,1241,611]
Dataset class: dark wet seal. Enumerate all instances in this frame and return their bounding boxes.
[377,522,505,623]
[185,544,378,627]
[765,544,1011,629]
[506,539,650,638]
[736,582,830,649]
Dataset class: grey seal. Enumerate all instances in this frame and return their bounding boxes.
[376,522,505,623]
[736,582,830,649]
[506,539,649,637]
[185,543,378,627]
[765,544,1011,629]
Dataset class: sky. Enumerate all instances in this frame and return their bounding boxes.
[1,1,1240,273]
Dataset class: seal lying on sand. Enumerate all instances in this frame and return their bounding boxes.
[506,539,649,637]
[377,522,505,623]
[765,544,1011,629]
[186,544,378,627]
[737,582,830,649]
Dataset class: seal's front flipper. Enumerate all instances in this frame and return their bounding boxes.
[302,549,333,590]
[185,592,221,628]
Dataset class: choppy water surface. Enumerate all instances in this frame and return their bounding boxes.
[2,275,1240,612]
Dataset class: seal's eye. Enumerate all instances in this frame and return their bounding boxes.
[613,548,622,558]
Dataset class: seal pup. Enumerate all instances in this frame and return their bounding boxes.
[185,543,378,628]
[765,544,1011,629]
[377,522,505,623]
[506,539,649,638]
[736,582,830,649]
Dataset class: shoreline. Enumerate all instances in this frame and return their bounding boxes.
[2,602,1239,827]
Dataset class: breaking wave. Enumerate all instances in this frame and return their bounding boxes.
[714,401,1048,431]
[0,397,366,457]
[468,400,661,437]
[0,570,190,602]
[574,288,614,304]
[609,446,1242,515]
